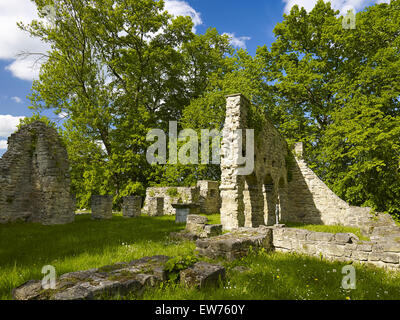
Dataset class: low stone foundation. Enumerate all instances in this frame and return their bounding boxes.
[273,227,400,270]
[195,225,400,271]
[91,195,113,220]
[13,256,225,300]
[196,226,274,260]
[122,196,141,218]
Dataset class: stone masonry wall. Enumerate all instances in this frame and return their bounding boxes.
[220,93,398,234]
[273,227,400,271]
[197,180,221,214]
[220,94,289,230]
[0,121,75,225]
[142,187,199,215]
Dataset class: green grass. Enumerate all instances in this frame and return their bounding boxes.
[199,213,221,225]
[284,222,370,241]
[0,214,194,300]
[139,249,400,300]
[1,214,400,300]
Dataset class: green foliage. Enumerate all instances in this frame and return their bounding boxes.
[21,0,232,208]
[20,0,400,216]
[164,255,198,282]
[166,187,179,198]
[17,114,57,131]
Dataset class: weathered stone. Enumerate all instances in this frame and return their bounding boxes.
[323,244,346,257]
[197,180,221,214]
[0,121,75,225]
[356,243,373,252]
[146,197,164,217]
[203,224,223,238]
[351,251,369,261]
[91,195,113,220]
[122,196,141,218]
[382,242,400,253]
[142,187,199,216]
[196,228,273,260]
[187,215,208,225]
[13,255,170,300]
[307,232,334,242]
[335,233,359,244]
[180,262,225,288]
[369,252,399,264]
[219,94,399,237]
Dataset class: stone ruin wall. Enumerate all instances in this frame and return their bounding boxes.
[273,227,400,271]
[220,94,396,233]
[196,180,221,214]
[0,121,75,225]
[220,94,290,230]
[142,186,199,215]
[143,181,221,216]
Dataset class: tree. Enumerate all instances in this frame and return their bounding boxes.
[21,0,232,208]
[268,0,400,214]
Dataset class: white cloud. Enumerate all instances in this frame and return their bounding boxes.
[223,33,251,49]
[0,1,202,81]
[0,139,7,150]
[0,0,50,81]
[0,115,25,137]
[282,0,384,14]
[164,0,202,32]
[11,96,22,104]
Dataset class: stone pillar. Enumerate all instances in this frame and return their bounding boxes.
[220,94,249,231]
[91,195,113,220]
[122,196,142,218]
[147,197,164,216]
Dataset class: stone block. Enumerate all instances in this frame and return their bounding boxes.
[91,195,113,220]
[382,242,400,253]
[13,255,170,300]
[122,196,141,218]
[180,262,225,288]
[369,252,399,264]
[335,233,359,244]
[187,215,208,225]
[356,243,373,252]
[351,251,369,261]
[203,224,223,238]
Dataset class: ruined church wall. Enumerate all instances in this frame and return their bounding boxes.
[273,227,400,271]
[142,186,199,216]
[0,121,75,225]
[219,93,392,232]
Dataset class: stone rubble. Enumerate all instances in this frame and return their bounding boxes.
[170,215,223,241]
[12,256,226,300]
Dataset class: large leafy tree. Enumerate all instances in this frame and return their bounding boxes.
[21,0,232,207]
[268,0,400,215]
[180,0,400,216]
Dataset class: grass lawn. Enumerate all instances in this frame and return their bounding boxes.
[284,222,370,241]
[1,214,400,300]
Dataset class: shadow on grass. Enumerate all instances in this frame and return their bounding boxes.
[0,214,186,268]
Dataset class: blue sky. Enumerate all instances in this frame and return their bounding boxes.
[0,0,388,155]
